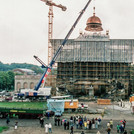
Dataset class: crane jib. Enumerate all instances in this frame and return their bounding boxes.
[34,0,92,91]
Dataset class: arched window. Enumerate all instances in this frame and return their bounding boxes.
[30,82,34,89]
[17,82,21,91]
[23,82,28,89]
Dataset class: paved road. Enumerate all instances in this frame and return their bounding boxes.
[0,115,134,134]
[0,102,134,134]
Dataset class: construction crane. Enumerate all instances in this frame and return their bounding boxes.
[40,0,67,65]
[34,0,92,91]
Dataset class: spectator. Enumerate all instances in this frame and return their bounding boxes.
[79,119,83,129]
[109,119,113,129]
[67,121,70,130]
[55,117,57,126]
[96,131,101,134]
[47,112,50,119]
[73,115,76,124]
[57,118,60,126]
[48,123,52,133]
[45,123,49,134]
[123,120,126,128]
[107,122,110,128]
[81,131,85,134]
[124,130,127,134]
[64,121,67,130]
[70,116,73,126]
[76,119,79,129]
[6,115,10,125]
[116,124,120,133]
[14,121,18,130]
[92,118,95,129]
[98,118,102,126]
[84,121,87,129]
[95,118,98,129]
[40,117,44,127]
[89,120,92,129]
[107,127,111,134]
[70,125,73,134]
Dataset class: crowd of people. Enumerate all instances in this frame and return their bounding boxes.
[56,115,102,134]
[39,115,102,134]
[40,114,130,134]
[107,119,127,134]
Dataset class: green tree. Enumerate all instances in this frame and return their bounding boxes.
[0,71,15,91]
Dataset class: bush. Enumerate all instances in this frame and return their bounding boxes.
[0,126,9,133]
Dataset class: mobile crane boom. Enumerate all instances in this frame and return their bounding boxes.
[34,0,92,91]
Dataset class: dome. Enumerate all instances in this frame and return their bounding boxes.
[85,7,103,32]
[86,15,102,25]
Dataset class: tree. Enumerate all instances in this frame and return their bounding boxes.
[0,71,15,91]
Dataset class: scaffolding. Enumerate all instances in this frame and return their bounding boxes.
[51,33,134,98]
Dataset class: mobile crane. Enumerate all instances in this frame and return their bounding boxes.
[34,0,92,91]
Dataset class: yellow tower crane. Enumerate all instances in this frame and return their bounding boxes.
[40,0,67,65]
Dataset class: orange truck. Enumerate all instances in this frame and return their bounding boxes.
[129,96,134,103]
[64,99,78,109]
[97,99,111,105]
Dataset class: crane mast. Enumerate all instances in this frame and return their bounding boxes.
[35,0,92,91]
[41,0,67,65]
[48,3,53,65]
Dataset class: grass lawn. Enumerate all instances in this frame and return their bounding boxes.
[0,126,9,133]
[0,102,47,109]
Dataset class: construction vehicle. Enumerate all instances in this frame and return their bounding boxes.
[34,0,92,91]
[0,101,47,119]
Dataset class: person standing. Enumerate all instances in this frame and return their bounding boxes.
[95,118,98,129]
[116,124,120,133]
[96,131,101,134]
[107,122,110,128]
[55,117,57,126]
[123,120,126,128]
[48,123,52,133]
[70,125,73,134]
[70,116,73,126]
[64,121,67,130]
[92,118,95,129]
[6,115,10,125]
[40,117,44,127]
[84,121,87,130]
[107,127,111,134]
[76,119,79,129]
[73,115,76,124]
[67,121,70,130]
[98,118,102,126]
[14,121,18,130]
[124,130,127,134]
[57,118,60,126]
[45,123,49,134]
[89,120,92,130]
[81,131,85,134]
[109,119,113,129]
[79,119,83,129]
[47,112,50,119]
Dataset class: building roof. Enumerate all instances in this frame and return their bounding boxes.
[13,68,35,75]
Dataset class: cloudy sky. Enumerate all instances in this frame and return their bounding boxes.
[0,0,134,65]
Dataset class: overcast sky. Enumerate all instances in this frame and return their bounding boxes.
[0,0,134,65]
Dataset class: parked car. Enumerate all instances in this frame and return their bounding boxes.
[55,110,62,117]
[45,110,55,117]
